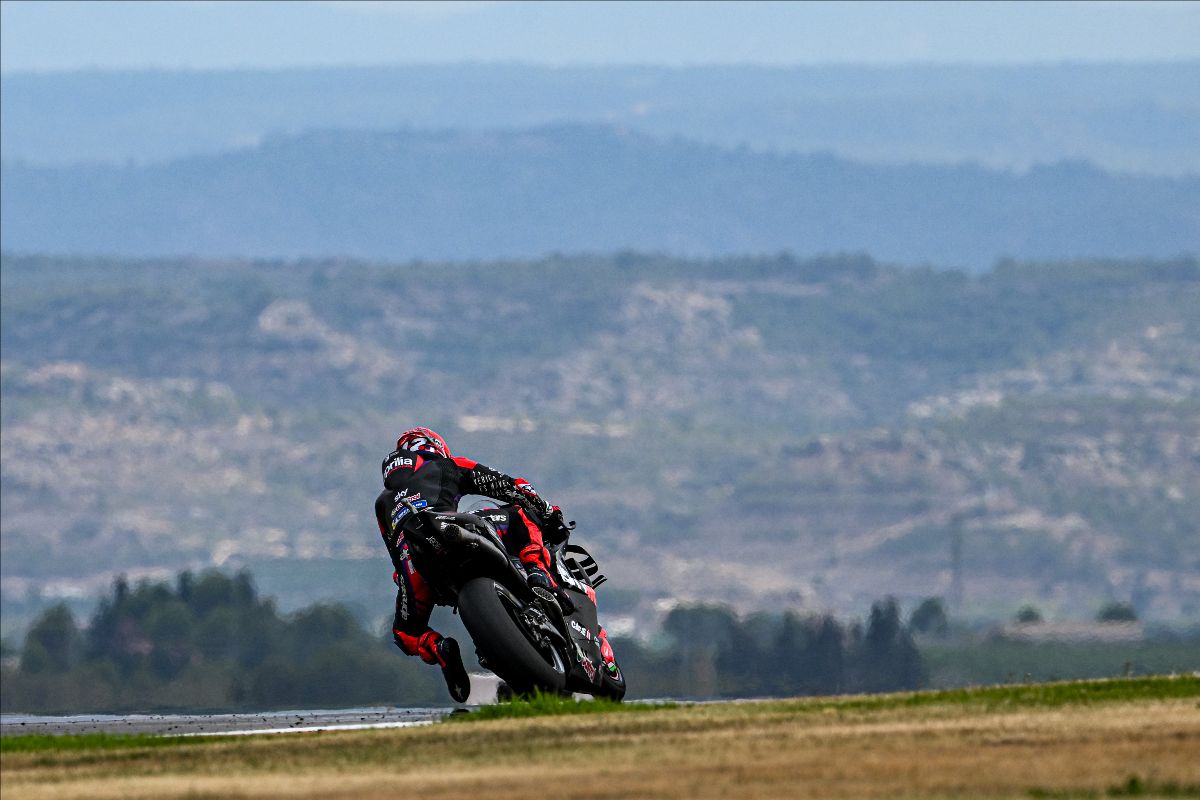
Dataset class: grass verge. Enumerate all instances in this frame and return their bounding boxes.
[0,732,232,754]
[757,673,1200,716]
[2,675,1194,750]
[454,676,1199,725]
[1029,774,1200,798]
[2,676,1196,800]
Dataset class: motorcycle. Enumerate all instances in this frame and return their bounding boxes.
[395,496,626,701]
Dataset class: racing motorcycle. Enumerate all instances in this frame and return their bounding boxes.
[395,496,626,701]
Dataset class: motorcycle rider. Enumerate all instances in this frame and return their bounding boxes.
[375,427,612,702]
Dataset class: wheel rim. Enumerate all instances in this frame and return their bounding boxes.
[494,584,567,676]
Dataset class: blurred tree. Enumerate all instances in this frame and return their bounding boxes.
[1097,601,1138,623]
[808,615,845,695]
[772,611,808,694]
[663,604,739,697]
[780,612,846,695]
[909,597,949,636]
[1015,604,1044,624]
[145,599,195,680]
[195,606,239,661]
[19,604,81,674]
[189,571,240,616]
[289,604,359,648]
[176,570,195,605]
[857,598,925,693]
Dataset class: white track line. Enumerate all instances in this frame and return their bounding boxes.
[183,720,436,737]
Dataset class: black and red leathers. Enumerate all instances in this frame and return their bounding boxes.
[374,447,557,660]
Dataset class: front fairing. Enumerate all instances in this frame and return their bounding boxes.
[550,548,609,691]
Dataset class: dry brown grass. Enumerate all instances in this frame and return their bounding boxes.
[3,697,1198,799]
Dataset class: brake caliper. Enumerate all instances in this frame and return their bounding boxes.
[520,607,552,652]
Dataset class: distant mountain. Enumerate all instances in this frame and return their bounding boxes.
[3,253,1198,635]
[3,63,1199,174]
[3,126,1197,268]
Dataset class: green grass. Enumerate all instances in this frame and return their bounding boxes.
[752,674,1200,717]
[0,732,233,754]
[451,690,676,722]
[1029,774,1200,798]
[1106,776,1200,798]
[452,676,1196,725]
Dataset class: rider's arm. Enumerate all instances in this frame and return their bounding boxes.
[450,457,553,518]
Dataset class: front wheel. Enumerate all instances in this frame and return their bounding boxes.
[458,577,568,696]
[597,661,627,701]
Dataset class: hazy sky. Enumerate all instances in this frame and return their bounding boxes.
[2,0,1198,73]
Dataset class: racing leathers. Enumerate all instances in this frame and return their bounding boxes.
[373,446,564,668]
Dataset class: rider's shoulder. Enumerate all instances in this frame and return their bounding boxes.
[383,448,448,481]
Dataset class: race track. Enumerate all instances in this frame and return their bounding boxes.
[0,673,509,736]
[0,706,448,737]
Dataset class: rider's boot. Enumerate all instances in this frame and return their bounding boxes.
[419,631,470,703]
[436,637,471,703]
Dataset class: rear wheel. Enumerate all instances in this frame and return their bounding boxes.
[458,578,568,696]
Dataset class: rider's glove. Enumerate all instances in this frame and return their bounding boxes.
[544,506,574,541]
[527,568,575,615]
[527,567,554,596]
[513,478,553,519]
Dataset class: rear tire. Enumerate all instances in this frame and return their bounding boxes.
[458,578,568,696]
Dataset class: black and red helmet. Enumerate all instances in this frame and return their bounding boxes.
[395,427,451,458]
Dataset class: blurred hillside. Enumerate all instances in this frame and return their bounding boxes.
[3,253,1197,636]
[3,63,1198,174]
[3,126,1197,268]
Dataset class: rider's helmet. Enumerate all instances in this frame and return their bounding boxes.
[396,427,451,458]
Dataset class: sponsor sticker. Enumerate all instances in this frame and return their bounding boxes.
[569,619,593,641]
[392,498,428,525]
[386,455,424,475]
[555,559,589,593]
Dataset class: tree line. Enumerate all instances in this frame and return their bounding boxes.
[12,569,1184,715]
[615,598,927,699]
[3,570,444,713]
[2,569,933,713]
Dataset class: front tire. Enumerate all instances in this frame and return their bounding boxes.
[458,578,568,696]
[597,662,627,701]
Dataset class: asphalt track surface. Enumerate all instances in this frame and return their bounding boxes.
[0,707,450,737]
[0,677,673,738]
[0,673,509,737]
